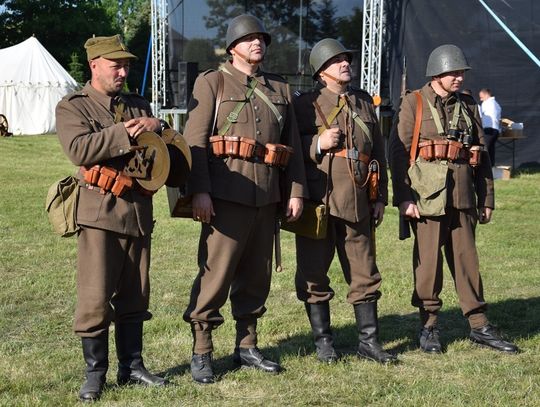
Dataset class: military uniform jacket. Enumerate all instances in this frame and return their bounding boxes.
[390,83,494,210]
[56,82,155,236]
[185,60,307,207]
[293,86,388,223]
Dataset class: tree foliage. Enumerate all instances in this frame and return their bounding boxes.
[0,0,115,74]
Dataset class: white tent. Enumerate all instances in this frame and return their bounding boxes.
[0,36,78,135]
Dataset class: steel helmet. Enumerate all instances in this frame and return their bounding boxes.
[309,38,353,79]
[225,14,271,54]
[426,44,471,77]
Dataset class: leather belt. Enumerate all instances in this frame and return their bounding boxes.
[331,148,370,165]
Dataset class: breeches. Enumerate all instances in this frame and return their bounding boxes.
[74,226,151,337]
[411,207,486,316]
[183,199,276,328]
[295,214,382,304]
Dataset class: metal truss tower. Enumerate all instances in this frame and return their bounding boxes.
[361,0,384,104]
[151,0,167,115]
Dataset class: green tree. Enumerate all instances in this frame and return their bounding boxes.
[314,0,339,40]
[184,38,222,71]
[68,52,85,86]
[338,6,363,50]
[0,0,115,71]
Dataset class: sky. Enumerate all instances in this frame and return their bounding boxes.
[168,0,362,39]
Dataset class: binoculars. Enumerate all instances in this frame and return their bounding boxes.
[446,129,472,148]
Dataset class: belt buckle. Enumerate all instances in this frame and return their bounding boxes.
[347,149,359,160]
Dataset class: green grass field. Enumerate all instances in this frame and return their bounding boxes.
[1,134,539,406]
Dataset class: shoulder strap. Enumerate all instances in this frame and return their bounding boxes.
[212,71,224,134]
[253,87,284,133]
[313,98,346,135]
[217,76,257,136]
[410,91,423,165]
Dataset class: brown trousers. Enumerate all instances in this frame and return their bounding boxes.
[411,207,488,327]
[295,214,382,305]
[183,199,276,353]
[74,226,152,337]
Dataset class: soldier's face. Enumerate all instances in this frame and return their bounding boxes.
[231,33,267,63]
[435,70,464,94]
[90,57,130,96]
[320,53,352,84]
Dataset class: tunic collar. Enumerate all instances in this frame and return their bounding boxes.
[319,85,351,107]
[83,81,119,112]
[223,60,267,87]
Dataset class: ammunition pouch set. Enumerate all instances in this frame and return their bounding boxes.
[209,135,294,168]
[81,165,139,197]
[417,139,482,167]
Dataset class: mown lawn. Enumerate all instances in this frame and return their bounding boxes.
[1,134,539,406]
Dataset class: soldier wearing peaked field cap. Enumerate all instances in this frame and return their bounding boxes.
[389,44,518,355]
[55,34,173,401]
[84,34,138,61]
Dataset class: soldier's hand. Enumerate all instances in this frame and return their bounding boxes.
[124,117,161,138]
[319,127,342,150]
[192,192,215,223]
[399,200,420,219]
[285,197,303,222]
[372,202,385,227]
[478,207,492,224]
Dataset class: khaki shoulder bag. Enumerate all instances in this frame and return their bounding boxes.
[407,91,449,217]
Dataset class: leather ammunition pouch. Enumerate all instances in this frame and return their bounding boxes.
[80,165,135,197]
[209,135,293,168]
[418,139,482,167]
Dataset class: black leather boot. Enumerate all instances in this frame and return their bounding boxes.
[354,302,398,364]
[305,302,338,363]
[115,322,168,386]
[79,332,108,402]
[470,324,518,353]
[419,325,442,353]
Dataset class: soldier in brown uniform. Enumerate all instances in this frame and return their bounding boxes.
[182,15,307,384]
[292,39,396,364]
[389,44,518,354]
[55,35,168,401]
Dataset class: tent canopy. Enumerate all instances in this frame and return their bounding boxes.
[0,36,78,135]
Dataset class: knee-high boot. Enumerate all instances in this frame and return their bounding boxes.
[115,322,168,386]
[354,302,397,364]
[305,302,338,363]
[79,331,108,402]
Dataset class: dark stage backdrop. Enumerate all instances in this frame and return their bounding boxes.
[386,0,540,167]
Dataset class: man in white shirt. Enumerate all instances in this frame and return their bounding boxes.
[479,88,501,165]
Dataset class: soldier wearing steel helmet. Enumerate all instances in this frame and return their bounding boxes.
[389,44,518,354]
[55,34,171,402]
[181,14,307,384]
[293,38,396,364]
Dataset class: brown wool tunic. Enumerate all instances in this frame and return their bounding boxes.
[182,61,307,349]
[293,85,387,304]
[56,82,156,336]
[389,83,493,323]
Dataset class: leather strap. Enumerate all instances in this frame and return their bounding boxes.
[313,98,345,136]
[410,91,423,165]
[332,148,370,164]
